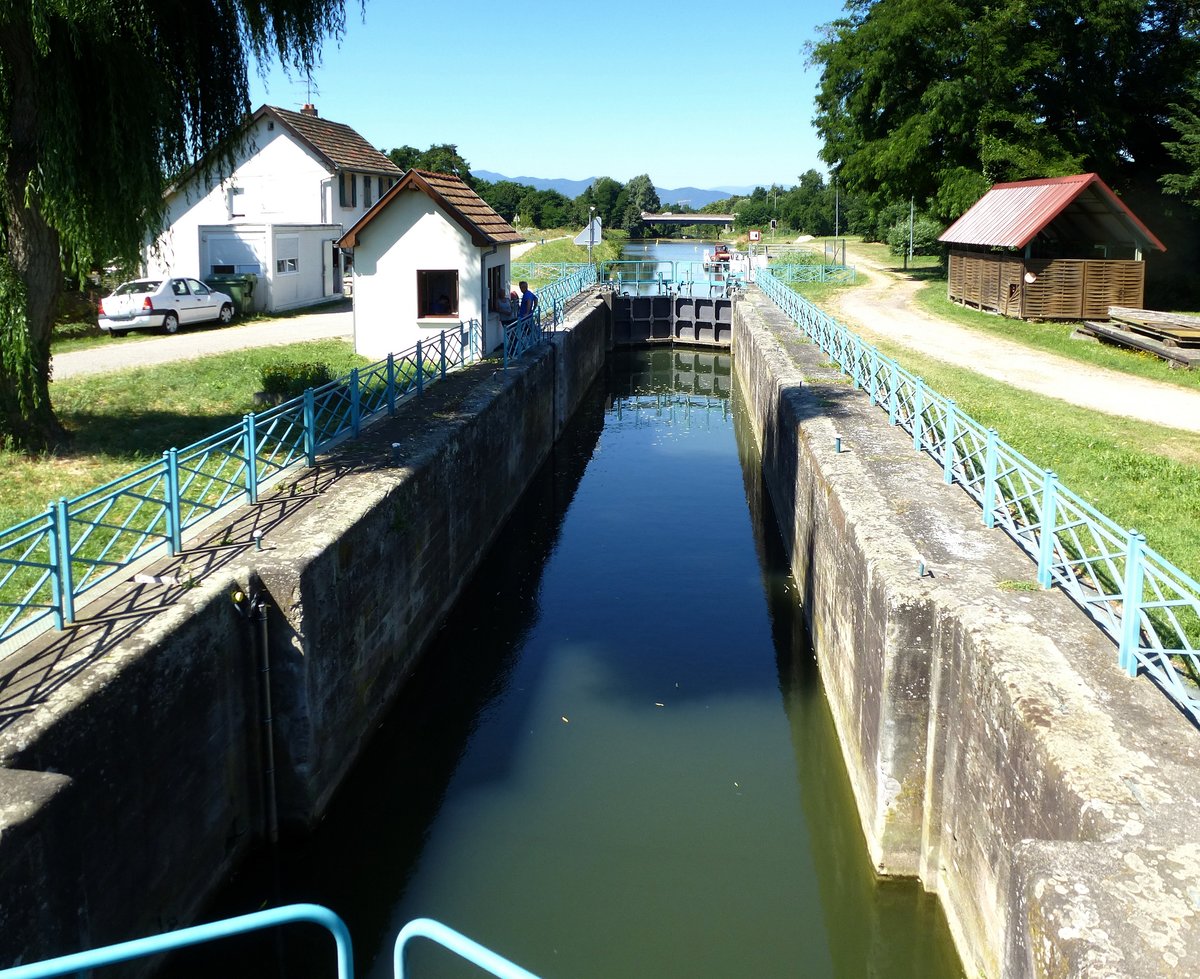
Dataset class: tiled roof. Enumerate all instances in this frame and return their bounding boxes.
[262,105,402,176]
[339,169,523,248]
[939,173,1165,252]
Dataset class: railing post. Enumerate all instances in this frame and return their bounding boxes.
[851,337,862,389]
[983,428,999,527]
[243,413,259,504]
[887,363,899,425]
[942,399,957,485]
[303,388,317,464]
[912,379,925,451]
[52,499,75,627]
[416,341,424,395]
[868,348,879,405]
[439,330,447,379]
[1037,469,1059,588]
[1119,530,1146,676]
[349,368,361,437]
[386,354,397,416]
[165,448,182,554]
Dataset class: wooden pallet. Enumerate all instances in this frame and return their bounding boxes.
[1081,319,1200,368]
[1107,307,1200,348]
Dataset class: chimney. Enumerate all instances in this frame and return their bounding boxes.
[301,103,318,117]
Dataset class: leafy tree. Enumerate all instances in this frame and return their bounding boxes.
[1,0,346,450]
[810,0,1200,225]
[620,173,660,235]
[580,176,624,229]
[886,214,944,261]
[415,143,475,187]
[386,145,423,172]
[1162,94,1200,207]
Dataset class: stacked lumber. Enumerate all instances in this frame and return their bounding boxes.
[1078,307,1200,368]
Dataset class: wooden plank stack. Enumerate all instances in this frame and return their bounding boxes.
[1079,307,1200,368]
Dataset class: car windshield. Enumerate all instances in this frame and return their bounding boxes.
[115,280,161,295]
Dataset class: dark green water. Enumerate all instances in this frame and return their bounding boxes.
[176,349,962,978]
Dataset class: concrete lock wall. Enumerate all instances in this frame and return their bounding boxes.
[732,289,1200,978]
[0,297,611,970]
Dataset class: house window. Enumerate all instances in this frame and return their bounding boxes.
[487,265,505,312]
[339,172,357,208]
[275,235,299,275]
[417,270,459,318]
[364,175,373,207]
[228,186,245,218]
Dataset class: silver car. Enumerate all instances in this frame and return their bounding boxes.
[98,277,235,336]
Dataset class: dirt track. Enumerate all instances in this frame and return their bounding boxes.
[821,248,1200,434]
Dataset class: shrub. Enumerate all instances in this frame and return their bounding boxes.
[260,362,335,399]
[886,216,945,257]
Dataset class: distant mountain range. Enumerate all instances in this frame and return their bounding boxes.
[471,170,752,209]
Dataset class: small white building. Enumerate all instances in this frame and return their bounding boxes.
[339,170,523,359]
[148,104,402,313]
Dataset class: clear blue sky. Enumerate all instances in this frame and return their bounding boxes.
[247,0,847,192]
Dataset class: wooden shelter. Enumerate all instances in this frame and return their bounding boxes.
[939,173,1166,320]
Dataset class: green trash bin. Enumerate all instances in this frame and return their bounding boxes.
[205,273,258,316]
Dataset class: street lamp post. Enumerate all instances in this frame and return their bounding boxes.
[588,205,596,264]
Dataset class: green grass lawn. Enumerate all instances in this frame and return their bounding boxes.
[3,339,368,530]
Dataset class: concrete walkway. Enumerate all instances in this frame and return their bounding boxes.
[824,248,1200,434]
[52,302,353,380]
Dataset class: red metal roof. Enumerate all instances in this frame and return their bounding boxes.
[939,173,1166,252]
[339,169,522,249]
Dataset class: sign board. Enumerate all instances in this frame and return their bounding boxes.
[748,229,761,241]
[770,219,777,230]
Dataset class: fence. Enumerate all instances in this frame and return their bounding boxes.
[0,322,481,653]
[0,904,539,979]
[504,264,598,366]
[756,266,1200,726]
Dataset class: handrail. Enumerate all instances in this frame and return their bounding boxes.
[756,266,1200,726]
[0,903,353,979]
[503,264,598,368]
[0,320,481,653]
[394,919,541,979]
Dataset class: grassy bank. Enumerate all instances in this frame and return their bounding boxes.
[782,284,1200,577]
[4,340,368,531]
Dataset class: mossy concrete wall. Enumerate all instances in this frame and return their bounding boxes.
[733,289,1200,978]
[0,297,611,970]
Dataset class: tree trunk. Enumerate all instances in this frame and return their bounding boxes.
[0,20,69,452]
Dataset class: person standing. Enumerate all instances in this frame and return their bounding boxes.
[518,281,538,319]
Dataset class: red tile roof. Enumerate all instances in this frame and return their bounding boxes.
[939,173,1165,252]
[339,169,523,249]
[260,105,402,176]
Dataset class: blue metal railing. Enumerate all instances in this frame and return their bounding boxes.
[503,264,598,367]
[0,905,541,979]
[394,919,540,979]
[0,904,353,979]
[767,263,856,284]
[756,266,1200,725]
[0,321,481,652]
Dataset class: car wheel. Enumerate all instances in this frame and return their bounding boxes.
[108,328,127,338]
[163,312,180,334]
[218,302,234,325]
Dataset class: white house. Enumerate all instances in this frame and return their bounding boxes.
[147,104,402,313]
[339,169,523,359]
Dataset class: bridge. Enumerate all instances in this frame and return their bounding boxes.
[640,211,735,227]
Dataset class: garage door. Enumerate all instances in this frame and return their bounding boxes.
[205,232,264,275]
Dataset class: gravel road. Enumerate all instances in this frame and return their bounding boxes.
[825,249,1200,434]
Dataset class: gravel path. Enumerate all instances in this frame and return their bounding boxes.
[52,303,353,380]
[824,248,1200,434]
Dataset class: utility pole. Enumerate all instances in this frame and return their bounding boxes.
[907,196,914,270]
[834,177,840,238]
[588,205,596,264]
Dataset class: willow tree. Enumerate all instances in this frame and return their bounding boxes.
[0,0,348,451]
